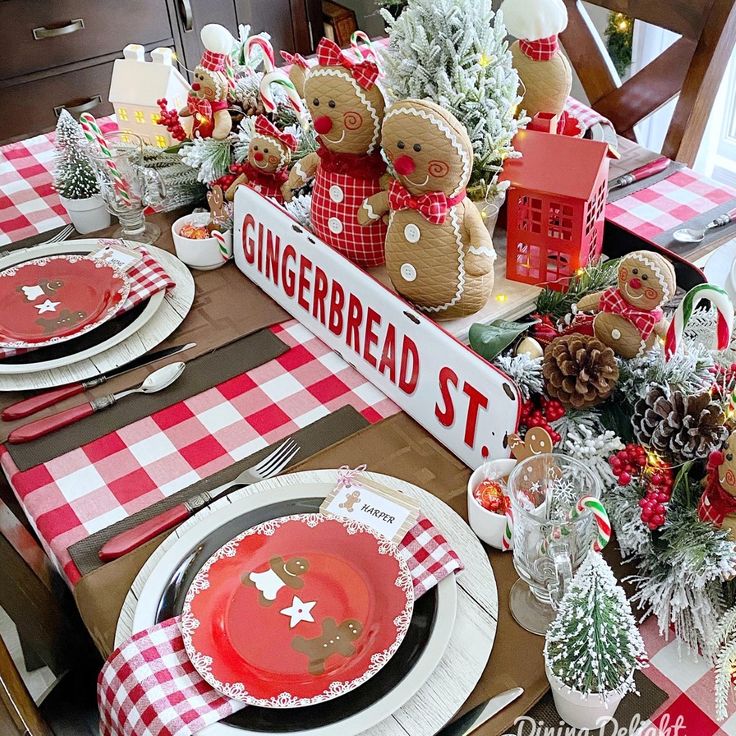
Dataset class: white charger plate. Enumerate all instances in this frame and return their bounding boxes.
[0,240,193,390]
[703,237,736,303]
[116,470,497,736]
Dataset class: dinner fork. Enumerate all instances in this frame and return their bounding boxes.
[98,438,301,561]
[40,224,75,244]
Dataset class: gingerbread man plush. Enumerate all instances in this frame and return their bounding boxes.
[359,99,495,319]
[699,431,736,540]
[179,24,233,141]
[225,115,296,204]
[281,38,388,268]
[576,251,675,359]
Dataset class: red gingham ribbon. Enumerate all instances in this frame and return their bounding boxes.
[599,287,663,342]
[316,38,379,90]
[97,515,462,736]
[519,34,559,61]
[280,50,310,70]
[254,115,297,152]
[200,49,226,72]
[389,179,465,226]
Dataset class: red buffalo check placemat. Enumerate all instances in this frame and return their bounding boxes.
[97,517,462,736]
[0,243,175,360]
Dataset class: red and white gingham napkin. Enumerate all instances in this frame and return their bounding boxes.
[0,243,175,360]
[98,515,463,736]
[564,97,614,136]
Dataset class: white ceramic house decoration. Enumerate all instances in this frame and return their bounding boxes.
[109,45,191,148]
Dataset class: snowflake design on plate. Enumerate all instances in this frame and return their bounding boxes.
[179,513,414,707]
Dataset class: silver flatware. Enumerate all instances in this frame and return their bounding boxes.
[40,224,75,244]
[98,438,301,560]
[434,687,524,736]
[673,207,736,243]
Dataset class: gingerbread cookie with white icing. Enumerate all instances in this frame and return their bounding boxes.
[576,251,675,359]
[359,99,495,319]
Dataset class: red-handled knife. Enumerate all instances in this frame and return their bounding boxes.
[2,342,196,421]
[610,156,670,190]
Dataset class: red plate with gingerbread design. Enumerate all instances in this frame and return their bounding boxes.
[0,255,130,349]
[180,513,414,707]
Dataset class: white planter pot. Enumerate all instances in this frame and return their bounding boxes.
[172,212,233,271]
[59,194,111,234]
[467,459,516,550]
[546,664,627,730]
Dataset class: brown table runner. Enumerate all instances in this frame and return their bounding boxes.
[5,329,288,472]
[68,405,369,575]
[0,210,289,441]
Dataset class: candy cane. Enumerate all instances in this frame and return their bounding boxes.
[502,508,513,551]
[351,31,376,60]
[664,283,734,360]
[246,36,275,72]
[211,230,232,262]
[79,113,131,206]
[259,71,305,120]
[573,496,611,552]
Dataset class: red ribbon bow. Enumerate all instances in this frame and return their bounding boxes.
[280,50,310,70]
[389,179,464,225]
[254,115,298,152]
[316,38,379,90]
[599,287,663,342]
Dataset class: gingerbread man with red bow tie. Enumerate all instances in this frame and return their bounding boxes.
[281,38,389,268]
[699,431,736,542]
[358,99,496,319]
[225,115,297,204]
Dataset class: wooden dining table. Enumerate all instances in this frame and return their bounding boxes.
[2,121,736,735]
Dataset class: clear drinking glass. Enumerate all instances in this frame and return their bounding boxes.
[88,132,165,243]
[507,454,600,635]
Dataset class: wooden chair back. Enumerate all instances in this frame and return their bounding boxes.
[560,0,736,165]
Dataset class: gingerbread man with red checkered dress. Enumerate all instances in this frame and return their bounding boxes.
[281,39,388,268]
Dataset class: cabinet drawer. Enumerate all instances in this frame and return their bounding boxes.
[0,0,172,80]
[0,61,114,142]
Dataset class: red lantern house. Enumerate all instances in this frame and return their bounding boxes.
[499,129,613,290]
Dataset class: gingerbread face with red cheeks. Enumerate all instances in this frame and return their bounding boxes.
[719,432,736,496]
[248,135,288,175]
[381,101,472,198]
[617,253,672,311]
[190,69,221,102]
[304,71,385,155]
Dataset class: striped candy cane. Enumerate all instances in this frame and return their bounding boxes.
[79,113,132,206]
[246,36,275,72]
[259,71,305,120]
[211,229,232,262]
[664,283,734,360]
[573,496,611,552]
[502,508,513,551]
[351,31,377,61]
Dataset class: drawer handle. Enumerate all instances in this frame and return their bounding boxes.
[178,0,193,31]
[33,18,85,40]
[53,96,102,118]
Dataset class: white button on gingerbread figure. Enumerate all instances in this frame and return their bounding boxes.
[576,250,675,359]
[281,39,388,268]
[358,99,496,319]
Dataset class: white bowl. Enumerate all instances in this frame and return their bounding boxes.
[467,459,517,550]
[171,212,232,271]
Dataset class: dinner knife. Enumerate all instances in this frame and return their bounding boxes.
[434,687,524,736]
[1,342,197,420]
[609,156,670,191]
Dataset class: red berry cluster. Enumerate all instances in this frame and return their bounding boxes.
[156,99,187,142]
[609,444,674,530]
[520,397,565,444]
[211,161,250,191]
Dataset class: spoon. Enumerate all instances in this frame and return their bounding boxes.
[673,207,736,244]
[8,362,186,443]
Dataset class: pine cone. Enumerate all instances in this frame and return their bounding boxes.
[632,385,728,463]
[542,334,619,409]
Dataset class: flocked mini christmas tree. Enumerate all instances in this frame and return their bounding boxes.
[380,0,526,196]
[545,552,647,695]
[53,109,99,200]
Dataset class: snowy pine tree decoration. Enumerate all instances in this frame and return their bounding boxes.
[53,110,99,199]
[545,552,647,696]
[380,0,527,196]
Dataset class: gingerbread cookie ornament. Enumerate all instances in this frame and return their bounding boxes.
[292,617,363,675]
[699,431,736,541]
[281,38,388,268]
[226,115,296,203]
[360,99,496,319]
[576,251,676,359]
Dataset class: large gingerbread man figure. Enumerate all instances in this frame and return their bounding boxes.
[576,251,675,359]
[358,99,495,319]
[282,38,388,268]
[699,431,736,541]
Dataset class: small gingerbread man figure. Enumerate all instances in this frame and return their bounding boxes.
[20,280,63,301]
[576,251,675,359]
[242,556,309,606]
[699,431,736,541]
[225,115,297,204]
[292,617,363,675]
[339,490,361,513]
